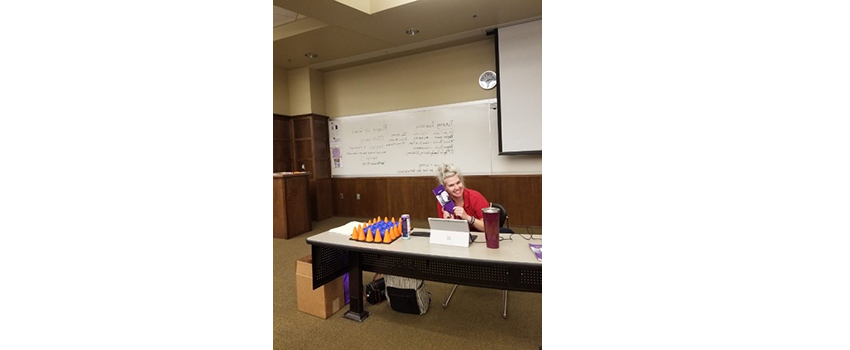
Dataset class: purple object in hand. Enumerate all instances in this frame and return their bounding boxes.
[433,184,456,213]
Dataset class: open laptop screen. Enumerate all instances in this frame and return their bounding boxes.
[427,218,477,244]
[428,218,469,232]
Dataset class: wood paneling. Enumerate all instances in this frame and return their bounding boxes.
[313,158,330,179]
[273,174,312,239]
[312,117,328,142]
[293,117,312,139]
[313,139,329,161]
[274,115,292,139]
[490,175,542,228]
[315,178,334,221]
[285,176,312,236]
[294,139,313,161]
[311,115,331,181]
[273,177,287,237]
[463,176,496,207]
[386,177,437,220]
[273,115,294,172]
[355,178,388,218]
[307,180,317,220]
[332,178,357,216]
[273,140,287,172]
[331,175,542,226]
[285,114,333,221]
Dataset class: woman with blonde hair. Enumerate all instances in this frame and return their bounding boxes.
[435,164,489,232]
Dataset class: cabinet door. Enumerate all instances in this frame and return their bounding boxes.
[285,176,312,236]
[273,178,288,238]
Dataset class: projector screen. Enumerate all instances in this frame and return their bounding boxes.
[496,19,542,154]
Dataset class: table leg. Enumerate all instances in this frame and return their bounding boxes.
[342,250,370,322]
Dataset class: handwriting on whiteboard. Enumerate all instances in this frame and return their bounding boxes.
[329,99,494,177]
[342,121,455,168]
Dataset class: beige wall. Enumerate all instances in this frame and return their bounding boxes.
[274,37,540,175]
[323,39,497,118]
[277,39,494,117]
[273,66,290,115]
[285,67,327,116]
[309,69,326,116]
[287,68,311,115]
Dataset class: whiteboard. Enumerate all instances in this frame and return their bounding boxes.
[329,100,494,177]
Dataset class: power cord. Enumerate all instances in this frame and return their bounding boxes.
[473,235,511,243]
[473,226,542,243]
[471,234,512,243]
[509,226,542,241]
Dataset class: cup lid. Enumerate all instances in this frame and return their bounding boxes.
[482,207,500,214]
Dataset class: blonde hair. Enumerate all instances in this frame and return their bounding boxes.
[436,164,463,185]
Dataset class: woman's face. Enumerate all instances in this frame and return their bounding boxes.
[443,175,464,200]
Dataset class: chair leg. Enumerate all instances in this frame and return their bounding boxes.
[443,284,458,308]
[502,290,508,319]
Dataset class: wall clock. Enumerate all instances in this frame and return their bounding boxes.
[478,70,497,90]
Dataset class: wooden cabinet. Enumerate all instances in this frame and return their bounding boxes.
[273,173,312,239]
[273,113,333,221]
[273,115,294,172]
[292,114,333,221]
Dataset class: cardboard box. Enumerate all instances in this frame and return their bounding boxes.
[295,254,345,319]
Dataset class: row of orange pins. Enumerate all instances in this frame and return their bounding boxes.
[351,217,401,243]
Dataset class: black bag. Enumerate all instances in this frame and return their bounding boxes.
[386,286,424,314]
[384,275,430,315]
[364,277,386,305]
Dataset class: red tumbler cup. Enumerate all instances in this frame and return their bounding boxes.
[482,207,500,249]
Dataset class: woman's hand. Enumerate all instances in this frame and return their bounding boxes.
[442,210,453,219]
[453,206,468,221]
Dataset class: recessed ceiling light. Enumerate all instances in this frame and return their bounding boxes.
[405,28,420,36]
[304,52,318,58]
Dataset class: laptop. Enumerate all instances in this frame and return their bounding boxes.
[427,218,477,247]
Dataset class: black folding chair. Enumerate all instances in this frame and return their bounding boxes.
[443,202,513,318]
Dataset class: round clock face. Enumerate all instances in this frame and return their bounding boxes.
[479,70,497,90]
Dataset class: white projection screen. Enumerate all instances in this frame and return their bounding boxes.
[496,19,542,154]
